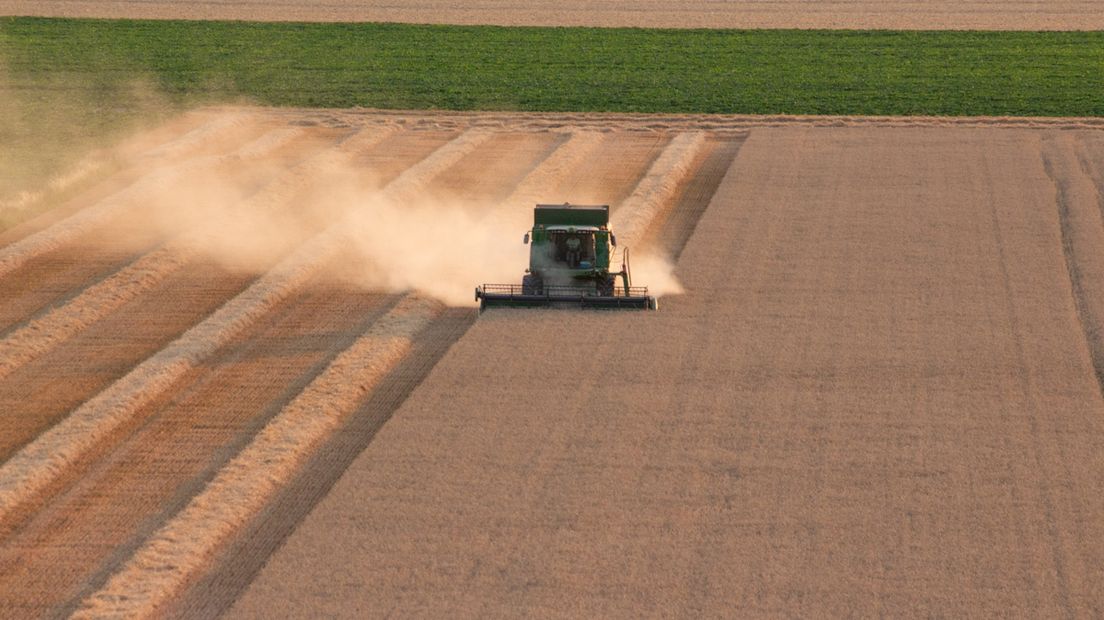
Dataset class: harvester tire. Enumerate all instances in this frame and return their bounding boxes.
[522,274,542,295]
[598,276,616,297]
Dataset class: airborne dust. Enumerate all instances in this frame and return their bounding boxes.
[0,55,177,229]
[7,104,685,306]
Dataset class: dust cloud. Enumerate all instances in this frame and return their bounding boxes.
[335,188,684,304]
[0,52,176,229]
[338,193,529,305]
[90,151,681,308]
[7,99,684,307]
[629,253,684,297]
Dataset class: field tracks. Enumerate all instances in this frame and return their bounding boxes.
[75,296,443,618]
[0,129,490,526]
[0,123,711,615]
[0,121,299,280]
[1042,133,1104,397]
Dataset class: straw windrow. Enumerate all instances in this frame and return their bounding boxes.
[610,131,707,247]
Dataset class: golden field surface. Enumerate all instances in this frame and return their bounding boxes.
[1,0,1102,30]
[0,109,1103,616]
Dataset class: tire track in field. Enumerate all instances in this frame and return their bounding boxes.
[1073,136,1104,239]
[1041,134,1104,400]
[988,145,1077,617]
[0,128,395,383]
[0,122,301,280]
[0,129,491,526]
[76,295,444,619]
[1034,136,1103,617]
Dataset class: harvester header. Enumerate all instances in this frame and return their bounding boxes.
[475,203,657,312]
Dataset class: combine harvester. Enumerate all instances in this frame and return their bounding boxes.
[476,203,657,311]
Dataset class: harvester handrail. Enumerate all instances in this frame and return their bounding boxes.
[479,283,650,297]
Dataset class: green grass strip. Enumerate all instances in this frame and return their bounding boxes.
[2,17,1103,117]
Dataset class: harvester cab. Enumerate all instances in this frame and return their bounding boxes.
[475,203,658,311]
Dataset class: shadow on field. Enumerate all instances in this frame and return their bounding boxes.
[640,133,746,261]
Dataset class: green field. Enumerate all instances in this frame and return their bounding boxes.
[3,17,1103,116]
[1,17,1102,224]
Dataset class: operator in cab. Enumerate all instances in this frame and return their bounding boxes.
[564,234,582,267]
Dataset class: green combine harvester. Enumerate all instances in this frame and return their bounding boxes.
[475,203,658,311]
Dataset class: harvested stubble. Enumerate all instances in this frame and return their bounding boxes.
[0,129,490,524]
[75,295,442,619]
[7,111,1104,618]
[496,131,607,226]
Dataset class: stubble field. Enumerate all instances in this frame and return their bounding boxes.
[0,108,1103,616]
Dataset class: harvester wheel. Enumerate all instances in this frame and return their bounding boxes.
[598,276,615,297]
[522,274,542,295]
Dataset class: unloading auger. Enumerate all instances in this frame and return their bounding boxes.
[475,203,658,312]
